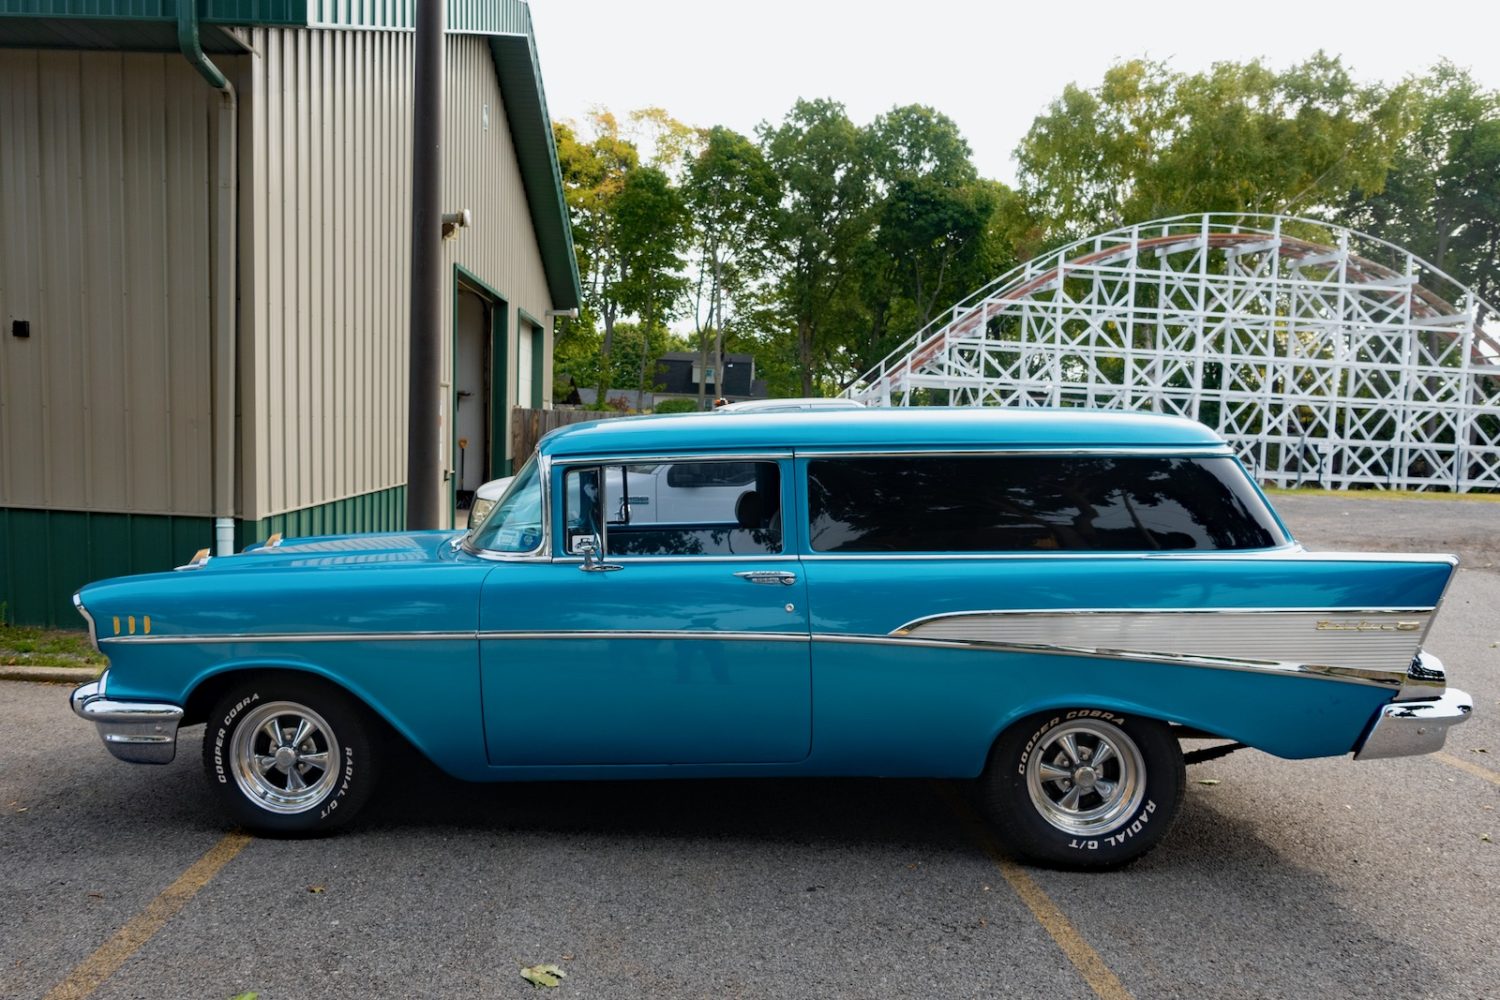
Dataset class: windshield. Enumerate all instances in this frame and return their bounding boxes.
[465,456,544,554]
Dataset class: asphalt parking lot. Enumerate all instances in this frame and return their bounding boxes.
[2,495,1497,1000]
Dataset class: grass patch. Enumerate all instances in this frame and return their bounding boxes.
[1263,486,1500,502]
[0,623,107,671]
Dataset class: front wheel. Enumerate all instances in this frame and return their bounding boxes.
[978,709,1184,870]
[202,675,379,835]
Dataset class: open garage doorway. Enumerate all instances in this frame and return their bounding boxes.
[453,270,508,512]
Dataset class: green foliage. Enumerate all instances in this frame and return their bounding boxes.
[1337,61,1500,311]
[1017,54,1408,238]
[653,398,700,414]
[549,57,1496,401]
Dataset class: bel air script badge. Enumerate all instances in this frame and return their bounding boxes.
[1315,619,1421,632]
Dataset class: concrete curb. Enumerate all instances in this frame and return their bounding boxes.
[0,665,100,685]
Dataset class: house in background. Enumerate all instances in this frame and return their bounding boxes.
[574,352,768,411]
[0,0,581,626]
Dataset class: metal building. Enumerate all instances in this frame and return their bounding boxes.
[847,214,1500,494]
[0,0,581,626]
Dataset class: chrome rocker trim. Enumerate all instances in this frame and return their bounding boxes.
[70,672,184,765]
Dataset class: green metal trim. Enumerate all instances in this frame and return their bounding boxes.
[455,265,511,482]
[518,307,545,408]
[234,484,407,549]
[488,22,581,310]
[0,0,304,27]
[1,506,214,628]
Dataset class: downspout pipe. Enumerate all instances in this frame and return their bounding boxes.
[178,0,239,556]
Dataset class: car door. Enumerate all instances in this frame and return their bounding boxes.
[478,456,811,766]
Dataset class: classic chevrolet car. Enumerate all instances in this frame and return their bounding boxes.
[70,408,1472,868]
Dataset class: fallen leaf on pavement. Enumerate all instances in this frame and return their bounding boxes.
[521,963,567,988]
[1196,779,1220,786]
[308,885,325,894]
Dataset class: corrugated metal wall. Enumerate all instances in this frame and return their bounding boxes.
[240,28,554,523]
[443,31,555,445]
[0,50,218,516]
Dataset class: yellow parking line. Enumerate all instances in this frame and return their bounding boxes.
[1435,751,1500,787]
[44,832,252,1000]
[935,783,1134,1000]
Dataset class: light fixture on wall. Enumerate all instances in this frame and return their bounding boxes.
[441,209,472,240]
[545,308,579,319]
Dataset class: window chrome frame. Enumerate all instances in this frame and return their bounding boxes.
[550,452,796,562]
[462,454,554,562]
[797,449,1288,556]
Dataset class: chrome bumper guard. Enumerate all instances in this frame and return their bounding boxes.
[69,673,184,765]
[1355,652,1473,760]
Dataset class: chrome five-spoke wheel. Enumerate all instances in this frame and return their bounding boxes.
[231,701,342,814]
[981,709,1184,870]
[205,676,377,835]
[1024,718,1145,836]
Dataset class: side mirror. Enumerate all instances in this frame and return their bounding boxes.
[572,533,621,573]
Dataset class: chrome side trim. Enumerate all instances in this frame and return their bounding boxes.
[478,630,808,643]
[99,629,811,645]
[797,548,1456,563]
[1354,685,1473,760]
[101,630,476,645]
[70,673,184,765]
[891,608,1432,676]
[810,633,1410,690]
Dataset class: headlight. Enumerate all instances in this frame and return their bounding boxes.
[468,497,497,528]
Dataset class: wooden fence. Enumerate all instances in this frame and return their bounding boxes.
[510,407,625,467]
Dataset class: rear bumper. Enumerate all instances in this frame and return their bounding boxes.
[1354,685,1473,761]
[69,672,184,765]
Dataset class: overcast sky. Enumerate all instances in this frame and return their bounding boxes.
[528,0,1500,185]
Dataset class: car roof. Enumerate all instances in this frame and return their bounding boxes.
[537,407,1228,458]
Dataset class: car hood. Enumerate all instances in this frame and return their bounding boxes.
[219,530,465,570]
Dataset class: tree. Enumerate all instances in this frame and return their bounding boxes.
[760,99,875,394]
[1016,55,1409,240]
[685,126,781,406]
[613,166,691,400]
[554,112,639,404]
[857,105,1001,375]
[1339,62,1500,313]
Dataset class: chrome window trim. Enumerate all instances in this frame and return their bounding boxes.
[554,554,801,566]
[555,455,792,560]
[463,454,553,561]
[793,446,1234,458]
[547,452,795,467]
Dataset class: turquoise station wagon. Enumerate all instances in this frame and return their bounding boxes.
[70,409,1472,867]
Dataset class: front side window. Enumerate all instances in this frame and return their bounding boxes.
[807,455,1284,553]
[563,460,782,557]
[467,456,544,553]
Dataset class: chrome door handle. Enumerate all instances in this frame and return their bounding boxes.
[734,570,797,586]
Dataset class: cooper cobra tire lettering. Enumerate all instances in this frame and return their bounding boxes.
[980,709,1185,871]
[211,692,260,784]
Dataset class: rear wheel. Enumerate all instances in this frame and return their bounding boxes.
[202,676,378,835]
[978,709,1184,870]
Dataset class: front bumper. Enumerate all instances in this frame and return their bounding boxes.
[1354,687,1473,761]
[69,672,184,765]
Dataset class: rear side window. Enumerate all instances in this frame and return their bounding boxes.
[806,455,1284,553]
